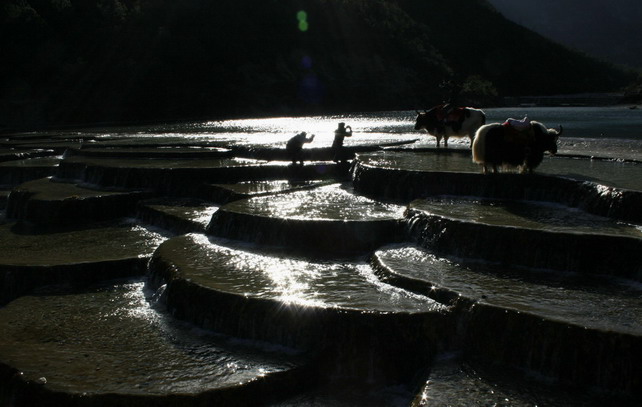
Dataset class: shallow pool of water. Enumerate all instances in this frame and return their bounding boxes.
[0,220,166,266]
[0,281,302,395]
[376,245,642,335]
[157,234,440,313]
[410,197,642,237]
[357,150,642,191]
[223,183,406,221]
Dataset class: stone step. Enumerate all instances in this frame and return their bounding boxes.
[202,179,332,204]
[0,220,168,305]
[0,280,309,406]
[137,198,219,234]
[6,140,88,154]
[412,354,603,407]
[353,151,642,223]
[406,197,642,280]
[64,146,233,159]
[230,139,419,162]
[357,150,642,191]
[207,183,407,255]
[0,157,60,187]
[6,178,151,227]
[0,148,56,163]
[56,155,349,194]
[372,244,642,398]
[149,233,450,383]
[0,189,9,210]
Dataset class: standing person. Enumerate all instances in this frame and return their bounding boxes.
[332,122,352,163]
[286,132,315,165]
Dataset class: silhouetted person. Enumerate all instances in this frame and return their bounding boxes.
[286,132,315,165]
[332,122,352,163]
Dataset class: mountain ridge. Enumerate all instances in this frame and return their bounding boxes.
[487,0,642,69]
[0,0,637,130]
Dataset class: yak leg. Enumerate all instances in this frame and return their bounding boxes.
[444,136,449,148]
[435,135,442,148]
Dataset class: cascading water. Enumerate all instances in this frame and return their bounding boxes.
[1,108,642,405]
[404,197,642,280]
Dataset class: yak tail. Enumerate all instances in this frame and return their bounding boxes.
[472,123,497,164]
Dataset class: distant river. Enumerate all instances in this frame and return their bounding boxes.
[75,106,642,161]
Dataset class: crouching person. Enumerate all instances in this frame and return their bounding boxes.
[286,132,315,165]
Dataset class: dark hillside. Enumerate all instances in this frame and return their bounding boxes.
[0,0,637,130]
[487,0,642,69]
[395,0,635,97]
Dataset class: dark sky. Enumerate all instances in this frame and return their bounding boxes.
[487,0,642,69]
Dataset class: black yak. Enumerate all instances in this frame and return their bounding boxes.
[415,105,486,147]
[472,120,562,173]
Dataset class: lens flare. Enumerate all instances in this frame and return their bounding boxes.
[297,10,309,32]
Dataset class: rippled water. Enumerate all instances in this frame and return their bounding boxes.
[4,107,641,403]
[39,106,642,159]
[0,281,300,395]
[158,233,440,312]
[411,197,642,237]
[225,183,406,221]
[0,219,166,266]
[376,245,642,335]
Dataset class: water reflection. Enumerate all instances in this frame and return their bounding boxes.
[410,197,642,237]
[166,234,440,312]
[226,183,406,221]
[4,106,642,403]
[0,281,301,395]
[15,107,642,164]
[377,245,642,335]
[359,150,477,172]
[0,220,166,266]
[358,149,642,191]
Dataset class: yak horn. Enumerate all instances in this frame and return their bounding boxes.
[557,125,563,135]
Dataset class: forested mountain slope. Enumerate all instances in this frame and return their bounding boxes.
[1,0,637,129]
[487,0,642,69]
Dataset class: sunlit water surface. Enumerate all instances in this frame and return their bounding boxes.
[4,106,642,402]
[32,107,642,160]
[0,281,300,395]
[224,183,406,221]
[0,220,166,266]
[377,245,642,335]
[158,234,441,312]
[410,197,642,237]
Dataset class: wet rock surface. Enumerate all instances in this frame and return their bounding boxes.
[354,150,642,223]
[373,244,642,397]
[7,177,151,226]
[405,197,642,280]
[137,198,220,234]
[0,157,61,187]
[208,183,407,255]
[148,234,449,384]
[0,219,166,305]
[1,120,641,405]
[0,281,308,406]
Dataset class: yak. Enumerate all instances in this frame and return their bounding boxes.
[472,120,563,174]
[415,105,486,148]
